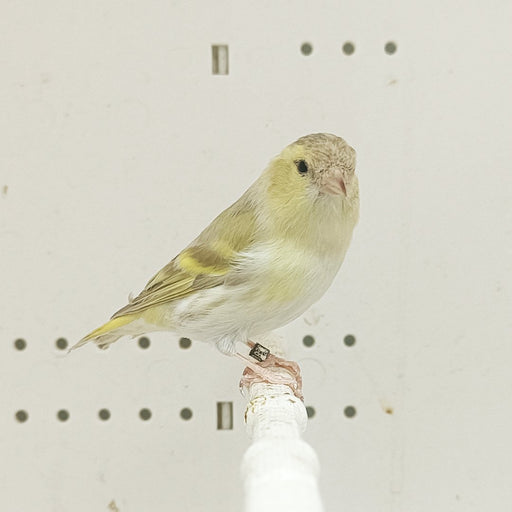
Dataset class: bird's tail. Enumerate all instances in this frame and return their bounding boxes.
[71,315,137,351]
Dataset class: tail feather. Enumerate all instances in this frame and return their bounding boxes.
[71,315,136,351]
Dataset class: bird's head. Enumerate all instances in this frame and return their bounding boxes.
[258,133,359,241]
[265,133,358,207]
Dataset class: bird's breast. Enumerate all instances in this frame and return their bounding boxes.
[245,199,356,312]
[238,236,345,308]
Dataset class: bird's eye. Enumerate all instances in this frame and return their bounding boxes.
[295,160,308,175]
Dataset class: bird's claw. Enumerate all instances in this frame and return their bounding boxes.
[236,350,303,400]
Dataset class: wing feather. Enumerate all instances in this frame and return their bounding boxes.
[111,190,258,318]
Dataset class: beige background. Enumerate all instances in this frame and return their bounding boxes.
[1,1,511,510]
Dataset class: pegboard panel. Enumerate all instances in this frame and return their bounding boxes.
[1,1,512,511]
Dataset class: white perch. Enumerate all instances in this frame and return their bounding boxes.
[241,380,324,512]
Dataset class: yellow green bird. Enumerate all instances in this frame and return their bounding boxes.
[73,133,359,364]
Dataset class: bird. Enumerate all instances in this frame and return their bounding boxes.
[73,133,359,383]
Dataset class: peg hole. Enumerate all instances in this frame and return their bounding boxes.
[56,338,68,350]
[385,41,397,55]
[179,337,192,349]
[14,338,26,351]
[138,337,150,349]
[139,408,152,421]
[302,335,315,347]
[342,42,355,55]
[344,405,357,418]
[180,407,193,421]
[15,410,28,423]
[300,42,313,56]
[57,409,70,422]
[99,408,111,421]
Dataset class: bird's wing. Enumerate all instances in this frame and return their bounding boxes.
[111,191,258,318]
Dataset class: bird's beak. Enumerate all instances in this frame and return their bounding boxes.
[321,172,347,196]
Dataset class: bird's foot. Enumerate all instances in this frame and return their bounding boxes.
[236,346,303,400]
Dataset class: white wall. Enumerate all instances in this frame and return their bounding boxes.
[1,1,511,511]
